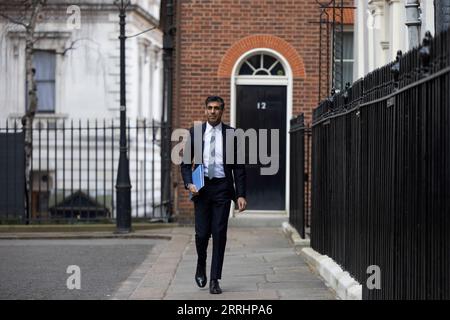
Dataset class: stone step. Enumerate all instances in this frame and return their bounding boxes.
[228,211,288,227]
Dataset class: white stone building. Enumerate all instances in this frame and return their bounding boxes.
[353,0,436,80]
[0,0,163,121]
[0,0,164,220]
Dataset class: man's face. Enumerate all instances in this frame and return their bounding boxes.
[205,101,224,126]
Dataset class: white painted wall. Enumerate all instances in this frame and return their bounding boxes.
[0,0,163,122]
[354,0,435,79]
[0,1,164,218]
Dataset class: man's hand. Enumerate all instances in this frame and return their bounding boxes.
[188,183,199,196]
[237,197,247,212]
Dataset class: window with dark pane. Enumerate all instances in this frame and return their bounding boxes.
[333,31,354,91]
[263,55,277,69]
[239,62,253,75]
[270,62,285,76]
[28,50,56,113]
[238,53,285,77]
[248,54,260,70]
[255,69,270,75]
[342,32,353,60]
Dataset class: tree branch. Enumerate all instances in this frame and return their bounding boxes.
[59,38,94,56]
[27,0,45,32]
[0,12,28,28]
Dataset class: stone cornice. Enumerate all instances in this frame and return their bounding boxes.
[0,2,160,28]
[368,0,385,16]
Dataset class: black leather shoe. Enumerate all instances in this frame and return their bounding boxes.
[195,265,207,288]
[209,279,222,294]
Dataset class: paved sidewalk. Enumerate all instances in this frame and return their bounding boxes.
[113,226,335,300]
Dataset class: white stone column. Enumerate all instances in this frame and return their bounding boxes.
[368,0,386,68]
[388,0,404,60]
[354,0,368,79]
[148,43,157,120]
[152,47,163,122]
[137,42,144,119]
[421,0,435,38]
[138,39,152,119]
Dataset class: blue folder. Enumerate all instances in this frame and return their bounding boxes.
[189,165,204,200]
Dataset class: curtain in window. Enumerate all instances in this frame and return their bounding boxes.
[33,51,56,112]
[342,32,354,60]
[334,32,354,90]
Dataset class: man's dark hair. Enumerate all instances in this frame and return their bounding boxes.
[205,96,225,110]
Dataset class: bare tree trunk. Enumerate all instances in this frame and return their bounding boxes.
[21,0,44,223]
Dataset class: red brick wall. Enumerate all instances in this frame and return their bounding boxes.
[171,0,354,219]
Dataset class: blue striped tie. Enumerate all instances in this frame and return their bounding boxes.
[208,131,215,179]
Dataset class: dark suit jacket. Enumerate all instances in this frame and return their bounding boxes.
[180,122,246,203]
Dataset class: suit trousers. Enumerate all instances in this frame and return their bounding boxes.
[193,177,232,280]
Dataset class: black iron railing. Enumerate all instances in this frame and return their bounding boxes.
[289,114,312,238]
[311,29,450,299]
[0,118,171,224]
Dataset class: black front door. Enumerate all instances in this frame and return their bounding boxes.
[236,85,286,210]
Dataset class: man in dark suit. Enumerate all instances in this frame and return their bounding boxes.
[180,96,247,294]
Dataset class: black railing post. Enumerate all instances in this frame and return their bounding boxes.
[289,114,306,239]
[161,0,175,221]
[311,30,450,299]
[391,50,402,91]
[115,0,132,233]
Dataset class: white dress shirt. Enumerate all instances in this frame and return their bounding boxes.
[203,122,225,178]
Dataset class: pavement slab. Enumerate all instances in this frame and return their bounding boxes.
[0,225,335,300]
[113,226,335,300]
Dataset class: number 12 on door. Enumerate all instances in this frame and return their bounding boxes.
[257,102,267,109]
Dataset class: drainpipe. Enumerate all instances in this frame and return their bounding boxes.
[161,0,174,220]
[405,0,421,49]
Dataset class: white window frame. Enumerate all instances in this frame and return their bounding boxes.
[230,48,293,216]
[332,27,354,90]
[7,31,70,118]
[32,49,56,113]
